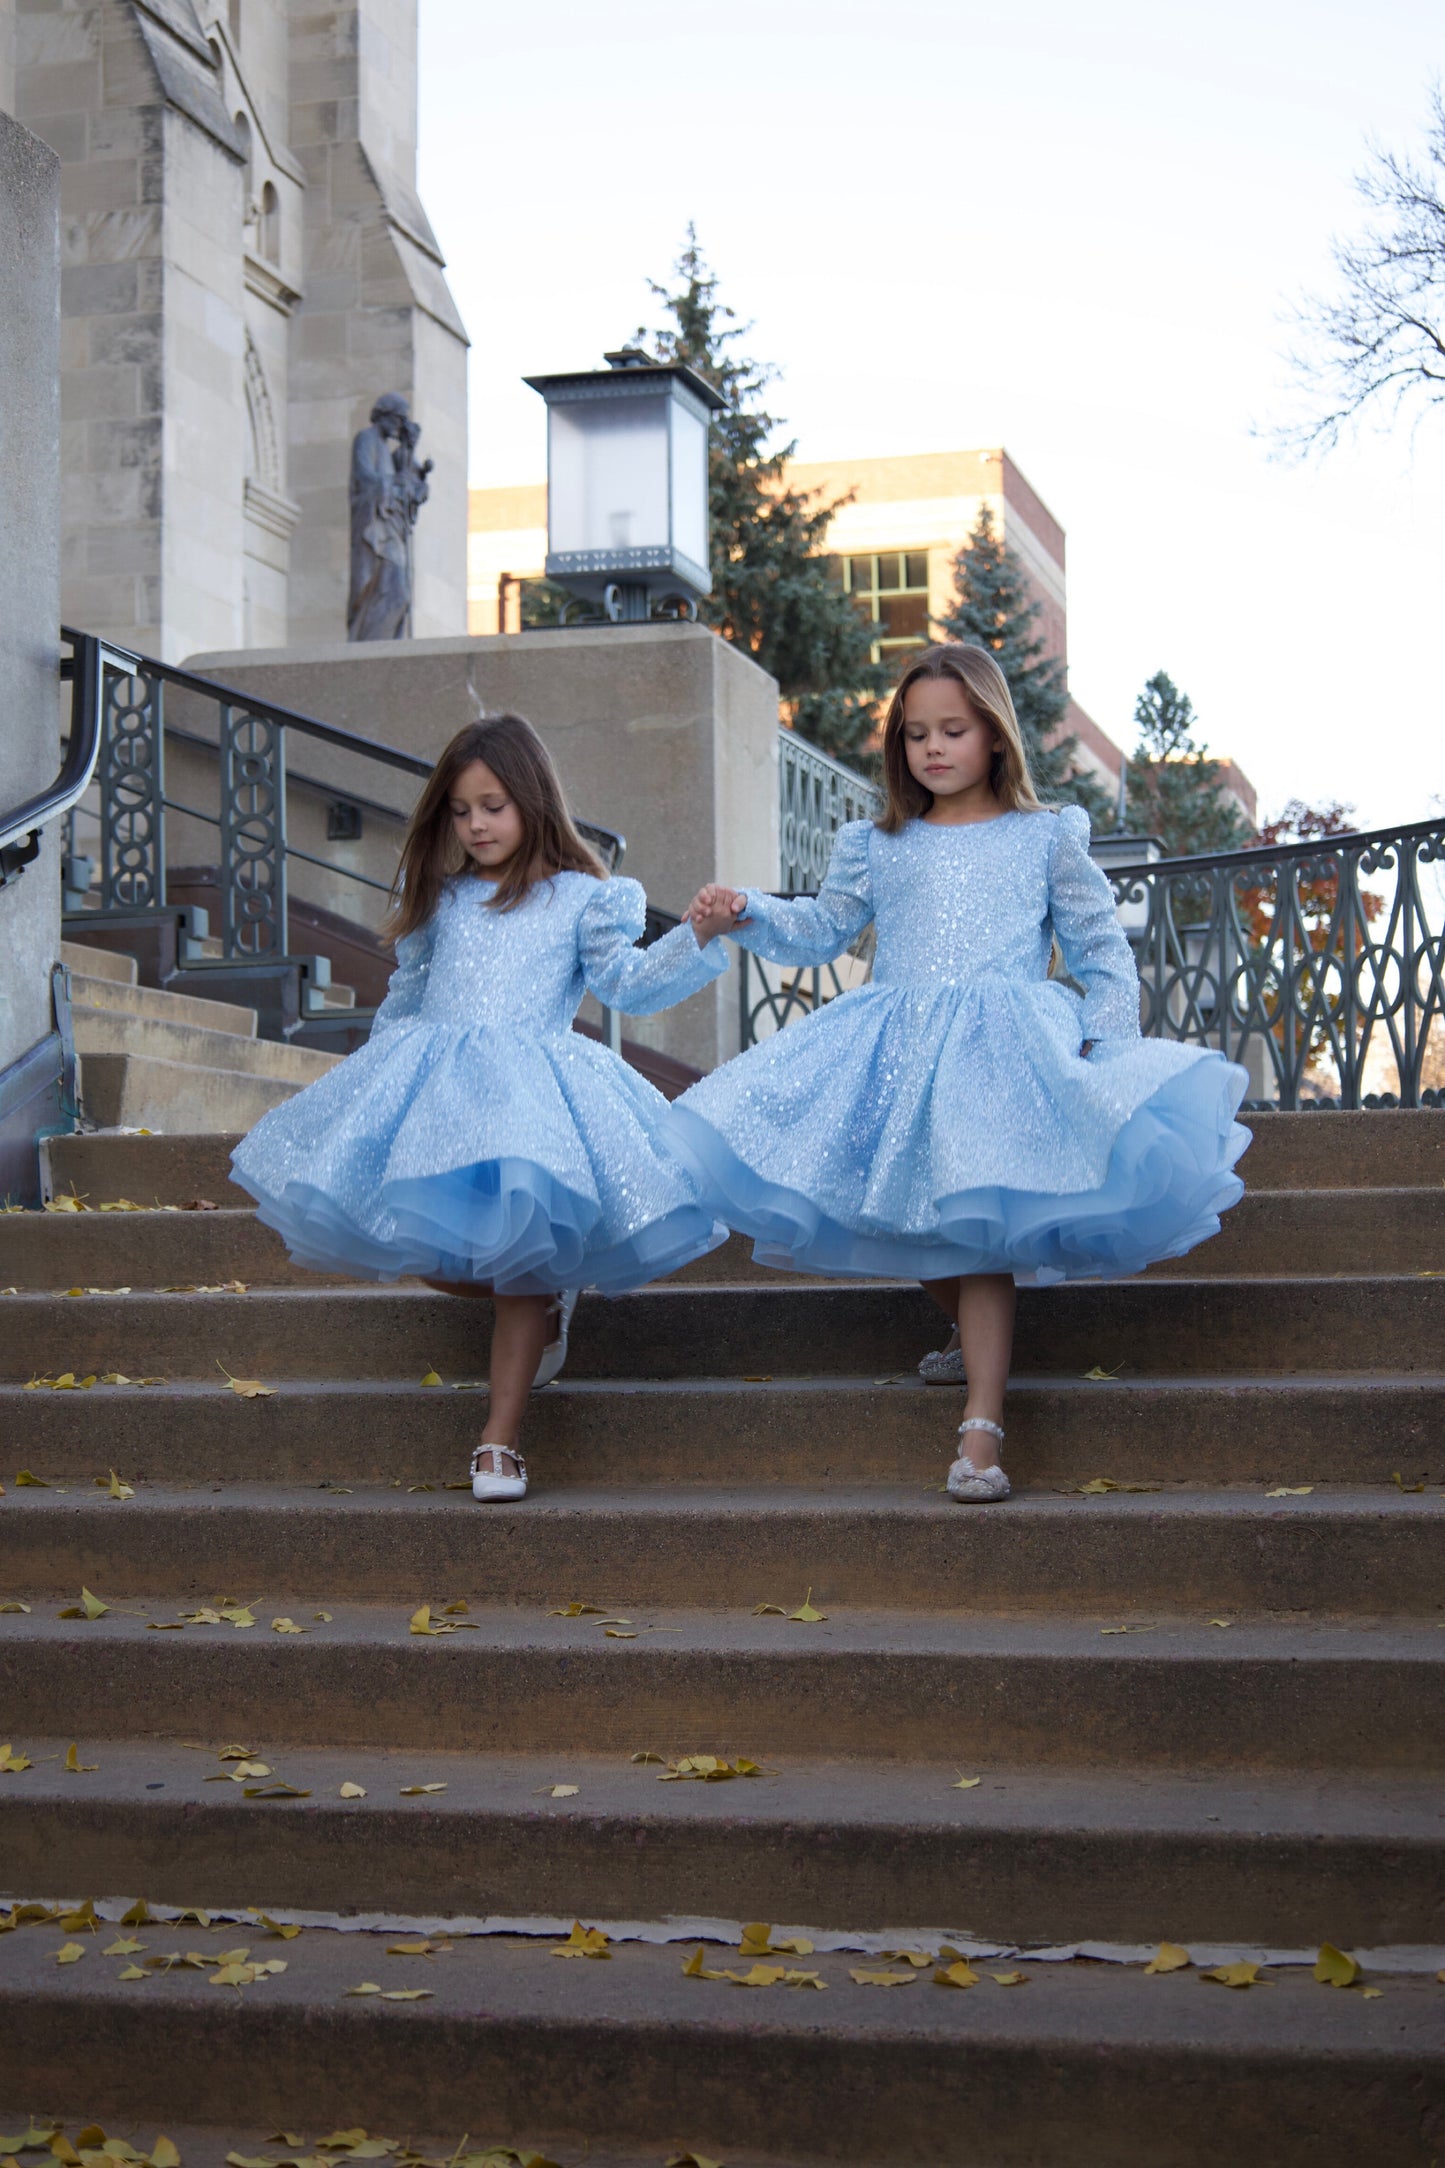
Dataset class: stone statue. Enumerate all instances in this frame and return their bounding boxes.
[347,393,426,641]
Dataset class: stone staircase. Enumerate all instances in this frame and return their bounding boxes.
[0,1108,1443,2163]
[61,939,339,1133]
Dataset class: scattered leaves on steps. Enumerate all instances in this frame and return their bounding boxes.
[1076,1477,1161,1495]
[1392,1471,1426,1492]
[550,1922,610,1959]
[96,1469,136,1500]
[24,1376,96,1391]
[1315,1943,1361,1987]
[1201,1961,1267,1989]
[58,1587,110,1620]
[739,1924,813,1957]
[934,1961,979,1988]
[850,1967,916,1987]
[0,1601,29,1614]
[548,1602,606,1617]
[0,1746,32,1773]
[218,1363,275,1399]
[52,1941,86,1964]
[754,1588,828,1622]
[63,1743,98,1772]
[1144,1943,1191,1974]
[656,1755,768,1782]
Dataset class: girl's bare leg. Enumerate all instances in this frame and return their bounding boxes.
[421,1278,550,1475]
[921,1275,962,1353]
[955,1271,1016,1464]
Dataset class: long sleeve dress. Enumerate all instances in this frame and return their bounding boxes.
[230,871,729,1294]
[669,808,1249,1283]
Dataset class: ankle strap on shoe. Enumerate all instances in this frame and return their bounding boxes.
[957,1417,1005,1443]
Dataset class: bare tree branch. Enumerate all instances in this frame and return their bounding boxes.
[1267,85,1445,457]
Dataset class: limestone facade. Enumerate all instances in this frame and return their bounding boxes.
[11,0,468,664]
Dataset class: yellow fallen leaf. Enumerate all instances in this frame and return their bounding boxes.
[410,1604,437,1634]
[339,1782,366,1799]
[1314,1943,1360,1988]
[217,1362,274,1398]
[242,1779,311,1799]
[789,1586,828,1623]
[682,1946,727,1979]
[63,1743,98,1772]
[53,1942,86,1963]
[1144,1942,1191,1974]
[1201,1962,1266,1989]
[221,1604,256,1628]
[549,1601,607,1617]
[1082,1364,1122,1380]
[551,1921,610,1959]
[952,1775,982,1789]
[726,1962,786,1986]
[314,1609,333,1621]
[934,1961,979,1988]
[1264,1485,1312,1497]
[100,1469,136,1500]
[0,1600,30,1614]
[103,1937,145,1956]
[538,1783,579,1797]
[630,1750,666,1764]
[752,1603,786,1616]
[270,1617,307,1634]
[150,2141,180,2168]
[1360,1986,1384,1999]
[60,1899,99,1930]
[44,1191,88,1211]
[15,1470,48,1486]
[387,1938,439,1956]
[0,1746,33,1772]
[399,1782,447,1795]
[377,1987,431,2000]
[783,1968,827,1988]
[850,1967,916,1987]
[59,1587,110,1621]
[605,1628,638,1639]
[345,1982,383,1995]
[120,1900,152,1925]
[991,1971,1028,1985]
[878,1948,931,1968]
[658,1754,769,1782]
[116,1964,148,1981]
[665,2155,724,2168]
[1208,1619,1232,1629]
[420,1368,443,1386]
[1392,1471,1426,1493]
[248,1911,301,1940]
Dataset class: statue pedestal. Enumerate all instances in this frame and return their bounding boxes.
[183,623,781,1073]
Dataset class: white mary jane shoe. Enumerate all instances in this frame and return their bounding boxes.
[532,1288,580,1389]
[918,1343,966,1386]
[946,1417,1011,1503]
[470,1443,528,1503]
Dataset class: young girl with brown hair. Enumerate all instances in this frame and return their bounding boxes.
[231,713,736,1501]
[673,642,1249,1502]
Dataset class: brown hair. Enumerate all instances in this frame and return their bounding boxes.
[384,713,605,941]
[876,642,1045,833]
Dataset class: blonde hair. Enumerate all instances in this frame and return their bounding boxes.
[877,642,1044,833]
[383,713,605,942]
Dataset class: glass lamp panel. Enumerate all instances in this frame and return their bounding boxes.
[548,394,670,556]
[668,398,709,571]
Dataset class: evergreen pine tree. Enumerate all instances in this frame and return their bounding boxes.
[935,505,1110,824]
[1125,672,1253,857]
[636,231,888,767]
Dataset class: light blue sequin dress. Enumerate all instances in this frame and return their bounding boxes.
[231,872,730,1293]
[670,808,1249,1282]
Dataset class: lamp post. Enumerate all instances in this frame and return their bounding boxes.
[524,347,726,623]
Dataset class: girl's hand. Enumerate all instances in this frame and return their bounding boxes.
[687,883,748,947]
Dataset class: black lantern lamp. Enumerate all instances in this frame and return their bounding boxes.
[524,347,725,622]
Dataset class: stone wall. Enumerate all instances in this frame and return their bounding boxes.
[0,110,62,1117]
[0,0,15,112]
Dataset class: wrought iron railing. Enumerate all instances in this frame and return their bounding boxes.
[778,726,881,894]
[56,627,625,1035]
[1108,815,1445,1109]
[739,806,1445,1109]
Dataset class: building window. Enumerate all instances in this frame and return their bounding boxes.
[828,550,931,662]
[259,180,279,263]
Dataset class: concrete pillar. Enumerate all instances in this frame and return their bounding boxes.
[183,624,781,1072]
[0,0,15,114]
[0,110,63,1194]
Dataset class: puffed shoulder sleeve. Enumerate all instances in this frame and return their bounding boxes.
[1047,806,1141,1041]
[370,917,436,1035]
[579,876,729,1016]
[730,820,875,967]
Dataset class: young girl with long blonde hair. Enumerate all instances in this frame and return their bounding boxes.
[674,642,1248,1501]
[232,713,736,1501]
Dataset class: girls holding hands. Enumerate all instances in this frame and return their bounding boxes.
[232,713,739,1501]
[673,643,1248,1502]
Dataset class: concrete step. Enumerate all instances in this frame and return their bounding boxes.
[60,938,136,985]
[0,1737,1438,1948]
[0,1914,1439,2165]
[45,1131,255,1205]
[5,1374,1441,1489]
[2,1603,1440,1771]
[73,1006,335,1082]
[5,1186,1445,1289]
[3,1277,1441,1382]
[76,1054,312,1135]
[2,1482,1442,1617]
[70,973,258,1039]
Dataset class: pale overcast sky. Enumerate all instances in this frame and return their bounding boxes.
[417,0,1445,829]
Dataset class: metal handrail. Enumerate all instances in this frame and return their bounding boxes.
[0,631,131,867]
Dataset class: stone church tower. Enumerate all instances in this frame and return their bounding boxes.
[6,0,468,660]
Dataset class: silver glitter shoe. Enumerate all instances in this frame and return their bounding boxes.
[946,1417,1011,1503]
[918,1343,966,1386]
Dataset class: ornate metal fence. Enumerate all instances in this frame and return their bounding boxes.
[1109,815,1445,1109]
[778,727,881,894]
[742,785,1445,1108]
